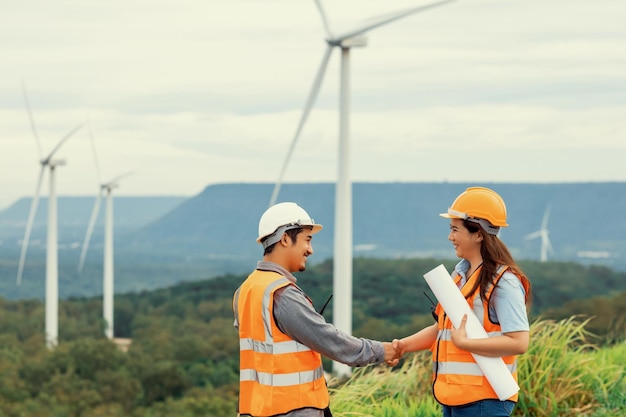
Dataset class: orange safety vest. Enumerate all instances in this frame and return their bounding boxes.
[430,265,530,406]
[233,269,329,416]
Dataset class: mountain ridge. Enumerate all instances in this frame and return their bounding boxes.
[129,181,626,266]
[2,181,626,300]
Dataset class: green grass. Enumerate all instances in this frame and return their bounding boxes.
[328,317,625,417]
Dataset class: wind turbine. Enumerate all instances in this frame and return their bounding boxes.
[268,0,455,376]
[78,125,134,340]
[524,205,553,262]
[16,81,83,348]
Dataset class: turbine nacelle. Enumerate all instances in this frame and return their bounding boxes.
[102,171,135,192]
[41,158,66,168]
[102,183,119,192]
[327,35,368,48]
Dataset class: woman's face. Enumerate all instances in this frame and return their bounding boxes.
[447,218,482,259]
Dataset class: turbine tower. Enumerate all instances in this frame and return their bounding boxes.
[78,125,133,340]
[524,205,553,262]
[17,81,83,348]
[268,0,455,376]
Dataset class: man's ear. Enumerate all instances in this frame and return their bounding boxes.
[280,233,291,246]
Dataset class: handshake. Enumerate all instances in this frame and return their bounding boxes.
[382,339,405,367]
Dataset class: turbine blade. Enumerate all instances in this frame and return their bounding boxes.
[524,231,541,240]
[21,79,43,158]
[87,119,102,183]
[314,0,333,37]
[17,166,45,285]
[78,190,103,274]
[541,205,551,230]
[333,0,455,42]
[45,123,84,161]
[105,170,135,187]
[269,45,334,207]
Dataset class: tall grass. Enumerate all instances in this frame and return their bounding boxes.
[328,353,435,416]
[516,317,623,416]
[582,341,626,416]
[328,317,625,417]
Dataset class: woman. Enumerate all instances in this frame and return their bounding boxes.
[393,186,531,417]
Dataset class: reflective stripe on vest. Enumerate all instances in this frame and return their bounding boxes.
[240,366,325,386]
[432,264,522,406]
[240,337,312,354]
[433,359,517,375]
[434,360,517,376]
[234,269,329,415]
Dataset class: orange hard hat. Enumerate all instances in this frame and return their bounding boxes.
[440,187,508,235]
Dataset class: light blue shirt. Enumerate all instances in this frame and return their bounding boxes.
[454,259,529,333]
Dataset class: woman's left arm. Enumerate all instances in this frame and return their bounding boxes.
[451,272,530,357]
[450,315,529,357]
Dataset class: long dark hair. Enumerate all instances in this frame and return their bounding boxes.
[464,220,531,306]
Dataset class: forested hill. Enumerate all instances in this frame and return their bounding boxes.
[0,257,624,416]
[146,257,626,327]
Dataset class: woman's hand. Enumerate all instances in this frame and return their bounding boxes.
[383,339,404,367]
[450,314,469,350]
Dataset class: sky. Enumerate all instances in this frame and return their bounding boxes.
[1,0,625,210]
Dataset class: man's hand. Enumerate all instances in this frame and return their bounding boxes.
[383,341,402,367]
[393,338,406,354]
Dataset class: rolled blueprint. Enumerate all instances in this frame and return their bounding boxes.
[423,264,519,401]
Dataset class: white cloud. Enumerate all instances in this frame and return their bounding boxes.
[1,0,625,209]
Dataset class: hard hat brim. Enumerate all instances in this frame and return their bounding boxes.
[439,212,463,219]
[256,223,323,243]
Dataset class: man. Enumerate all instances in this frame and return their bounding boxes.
[233,202,399,417]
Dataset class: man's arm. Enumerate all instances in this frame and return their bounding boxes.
[274,286,393,367]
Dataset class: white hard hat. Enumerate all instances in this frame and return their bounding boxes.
[257,202,322,249]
